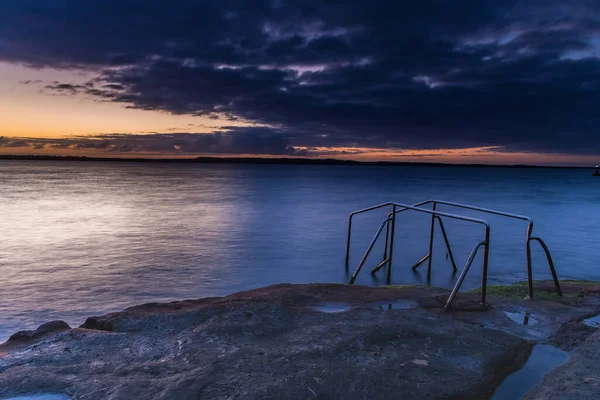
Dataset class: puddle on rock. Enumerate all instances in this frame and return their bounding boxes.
[491,344,568,400]
[582,314,600,328]
[310,303,356,313]
[310,299,418,313]
[368,300,419,311]
[1,395,72,400]
[504,311,538,326]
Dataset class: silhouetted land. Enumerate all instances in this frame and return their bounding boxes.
[0,154,593,169]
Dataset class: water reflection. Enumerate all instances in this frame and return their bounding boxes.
[491,344,568,399]
[1,162,599,340]
[582,314,600,328]
[504,311,539,326]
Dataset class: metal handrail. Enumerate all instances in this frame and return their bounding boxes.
[347,202,491,306]
[530,237,562,296]
[390,200,561,298]
[345,199,562,308]
[345,200,430,269]
[348,218,391,284]
[387,202,490,229]
[407,215,458,273]
[446,240,487,308]
[427,200,532,222]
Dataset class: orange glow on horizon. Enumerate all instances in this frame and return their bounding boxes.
[0,143,596,167]
[0,63,597,167]
[0,62,248,138]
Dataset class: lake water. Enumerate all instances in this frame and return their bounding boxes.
[1,161,599,340]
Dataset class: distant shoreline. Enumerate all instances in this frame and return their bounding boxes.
[0,154,593,169]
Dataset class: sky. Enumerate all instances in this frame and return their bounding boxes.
[0,0,599,165]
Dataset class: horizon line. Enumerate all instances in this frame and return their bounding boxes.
[0,154,597,170]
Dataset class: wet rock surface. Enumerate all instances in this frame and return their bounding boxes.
[524,328,600,400]
[1,283,600,400]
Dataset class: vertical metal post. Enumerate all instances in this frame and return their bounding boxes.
[526,222,534,299]
[386,204,397,285]
[547,256,562,296]
[345,216,353,271]
[427,201,436,282]
[480,226,491,305]
[436,216,457,272]
[383,218,390,261]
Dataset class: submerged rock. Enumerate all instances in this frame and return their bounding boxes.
[0,283,598,400]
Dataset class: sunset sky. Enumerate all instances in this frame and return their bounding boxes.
[0,1,599,165]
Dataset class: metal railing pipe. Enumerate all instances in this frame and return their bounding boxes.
[428,200,532,223]
[387,205,397,285]
[525,222,534,298]
[345,217,352,271]
[346,199,561,305]
[411,254,430,271]
[427,201,437,281]
[349,218,391,284]
[480,226,491,305]
[387,202,490,228]
[386,199,433,219]
[346,202,394,270]
[347,200,432,271]
[393,200,538,297]
[445,241,487,308]
[382,218,390,261]
[371,257,391,275]
[435,216,458,272]
[530,237,563,296]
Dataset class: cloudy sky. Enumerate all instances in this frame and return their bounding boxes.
[0,0,599,165]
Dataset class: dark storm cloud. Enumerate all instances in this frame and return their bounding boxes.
[44,83,88,93]
[1,0,599,155]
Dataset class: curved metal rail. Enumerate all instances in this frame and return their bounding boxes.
[346,202,491,306]
[530,237,562,296]
[346,199,562,308]
[387,200,561,298]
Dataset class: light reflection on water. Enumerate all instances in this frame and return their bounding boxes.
[1,161,599,340]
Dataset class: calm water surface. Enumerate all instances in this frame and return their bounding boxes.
[1,161,599,340]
